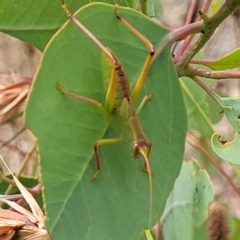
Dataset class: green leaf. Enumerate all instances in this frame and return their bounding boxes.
[26,3,187,240]
[147,0,162,18]
[146,0,155,17]
[0,176,42,209]
[206,90,224,124]
[200,47,240,70]
[181,77,214,138]
[161,161,214,240]
[211,97,240,164]
[230,217,240,240]
[0,176,38,194]
[0,0,135,51]
[211,133,240,164]
[208,0,222,16]
[194,221,208,240]
[220,97,240,132]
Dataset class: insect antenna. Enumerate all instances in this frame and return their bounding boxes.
[139,148,153,227]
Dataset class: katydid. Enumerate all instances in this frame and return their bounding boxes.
[58,1,155,181]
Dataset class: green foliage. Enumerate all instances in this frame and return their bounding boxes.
[161,161,214,240]
[0,0,135,51]
[211,97,240,162]
[208,0,223,16]
[0,176,38,194]
[2,0,240,239]
[146,0,162,18]
[212,133,240,164]
[220,97,240,131]
[200,47,240,70]
[230,217,240,239]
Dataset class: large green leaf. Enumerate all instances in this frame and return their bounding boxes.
[26,3,187,240]
[161,161,214,240]
[0,0,135,51]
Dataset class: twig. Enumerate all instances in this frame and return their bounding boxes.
[0,127,27,150]
[176,0,240,72]
[174,0,212,63]
[185,0,198,25]
[189,66,240,79]
[154,20,204,62]
[190,75,224,106]
[3,142,37,196]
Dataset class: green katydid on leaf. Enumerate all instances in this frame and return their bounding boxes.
[57,1,155,207]
[26,2,187,240]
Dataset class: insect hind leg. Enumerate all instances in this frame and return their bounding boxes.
[93,137,123,179]
[115,5,155,103]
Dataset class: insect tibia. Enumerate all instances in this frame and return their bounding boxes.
[129,116,152,163]
[138,147,153,227]
[61,0,71,17]
[56,82,65,94]
[115,4,121,20]
[114,5,154,102]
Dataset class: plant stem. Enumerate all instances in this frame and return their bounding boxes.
[175,0,240,71]
[189,66,240,79]
[174,0,212,63]
[3,143,37,196]
[154,21,204,61]
[191,75,224,106]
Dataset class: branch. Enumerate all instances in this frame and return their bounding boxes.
[154,20,204,61]
[174,0,212,62]
[188,66,240,79]
[175,0,240,71]
[190,75,223,106]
